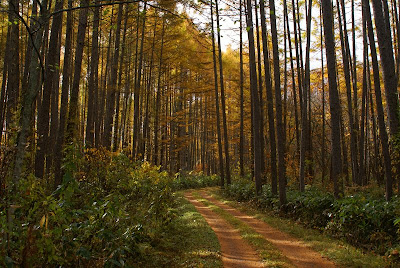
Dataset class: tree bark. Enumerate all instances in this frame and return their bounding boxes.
[35,0,64,179]
[321,0,343,198]
[364,0,393,200]
[246,0,263,194]
[269,0,287,205]
[215,0,231,184]
[85,0,100,147]
[260,0,278,194]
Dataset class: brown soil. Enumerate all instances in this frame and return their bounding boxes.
[184,191,264,268]
[197,190,337,268]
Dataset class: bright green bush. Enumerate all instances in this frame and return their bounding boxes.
[1,151,175,267]
[225,177,257,201]
[171,172,220,190]
[326,195,399,253]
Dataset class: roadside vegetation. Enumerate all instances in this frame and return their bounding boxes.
[0,151,219,267]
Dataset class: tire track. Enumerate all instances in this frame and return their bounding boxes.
[197,190,337,268]
[184,191,264,268]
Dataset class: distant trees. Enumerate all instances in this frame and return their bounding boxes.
[1,0,400,203]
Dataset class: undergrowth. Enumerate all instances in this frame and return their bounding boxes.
[0,147,219,267]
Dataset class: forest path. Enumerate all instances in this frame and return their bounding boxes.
[186,189,337,268]
[184,191,264,268]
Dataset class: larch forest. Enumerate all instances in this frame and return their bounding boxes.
[1,0,400,266]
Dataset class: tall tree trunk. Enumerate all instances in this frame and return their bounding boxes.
[284,0,300,157]
[255,0,265,176]
[210,0,225,186]
[48,24,62,173]
[269,0,287,205]
[320,5,326,183]
[54,0,73,186]
[154,17,166,166]
[337,0,359,185]
[239,0,245,177]
[103,4,123,149]
[0,29,10,145]
[85,0,100,147]
[371,0,400,139]
[299,0,312,192]
[321,0,343,198]
[65,0,89,147]
[215,0,231,184]
[113,6,129,152]
[364,0,393,200]
[291,0,303,161]
[6,0,20,138]
[142,14,158,159]
[359,12,368,185]
[133,2,147,159]
[35,0,64,179]
[260,0,278,194]
[13,0,47,184]
[246,0,263,194]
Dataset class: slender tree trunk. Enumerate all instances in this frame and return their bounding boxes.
[210,0,225,186]
[352,0,360,183]
[133,2,147,159]
[65,0,89,147]
[103,4,123,149]
[359,13,368,185]
[291,0,303,162]
[35,0,64,179]
[54,0,73,185]
[260,0,278,194]
[255,0,265,176]
[239,0,245,177]
[13,0,47,184]
[246,0,263,194]
[85,0,100,147]
[320,5,326,183]
[321,0,343,198]
[113,6,129,152]
[337,0,359,185]
[0,30,10,145]
[299,0,312,192]
[215,0,231,184]
[48,25,62,173]
[269,0,287,205]
[154,18,166,166]
[364,0,393,200]
[142,14,158,159]
[6,0,20,138]
[371,0,400,138]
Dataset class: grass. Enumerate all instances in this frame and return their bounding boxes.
[140,191,222,267]
[191,191,294,268]
[208,188,391,268]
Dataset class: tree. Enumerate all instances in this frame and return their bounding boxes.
[269,0,287,205]
[321,0,343,197]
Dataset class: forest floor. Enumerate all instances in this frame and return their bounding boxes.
[184,188,389,267]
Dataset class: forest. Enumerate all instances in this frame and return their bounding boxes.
[1,0,400,266]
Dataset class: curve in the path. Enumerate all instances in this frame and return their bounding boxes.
[184,192,264,268]
[198,190,337,268]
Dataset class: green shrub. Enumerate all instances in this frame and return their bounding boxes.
[1,152,175,267]
[326,195,399,252]
[284,188,334,228]
[171,172,220,190]
[225,177,256,202]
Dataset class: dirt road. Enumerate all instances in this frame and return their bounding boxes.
[185,189,337,268]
